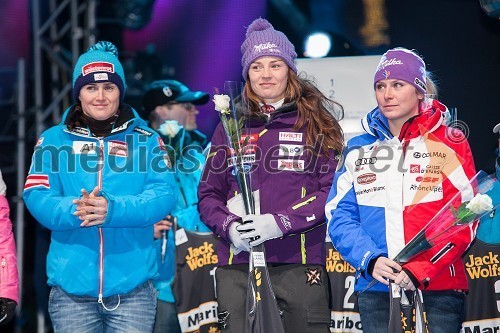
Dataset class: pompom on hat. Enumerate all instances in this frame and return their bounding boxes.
[72,41,127,101]
[241,18,297,80]
[373,47,427,94]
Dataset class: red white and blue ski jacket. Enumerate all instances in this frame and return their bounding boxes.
[326,100,477,292]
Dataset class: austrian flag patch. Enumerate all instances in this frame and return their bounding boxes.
[108,140,128,157]
[24,174,50,190]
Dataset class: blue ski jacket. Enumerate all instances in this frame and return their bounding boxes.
[24,104,177,298]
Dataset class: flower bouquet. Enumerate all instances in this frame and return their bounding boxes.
[158,120,182,139]
[157,120,183,263]
[213,81,285,333]
[386,170,497,333]
[213,82,255,215]
[394,170,497,264]
[158,120,184,167]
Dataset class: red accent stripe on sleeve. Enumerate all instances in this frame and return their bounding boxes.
[24,174,50,190]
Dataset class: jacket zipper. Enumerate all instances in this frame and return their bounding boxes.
[0,257,5,284]
[292,196,317,210]
[430,242,455,264]
[97,139,105,305]
[300,186,306,264]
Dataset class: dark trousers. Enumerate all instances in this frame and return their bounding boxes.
[153,300,181,333]
[216,263,331,333]
[357,290,466,333]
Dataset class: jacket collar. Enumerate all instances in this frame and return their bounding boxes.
[249,102,298,126]
[62,103,146,137]
[362,99,448,142]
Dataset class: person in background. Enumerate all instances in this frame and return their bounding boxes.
[326,47,477,333]
[461,122,500,330]
[476,122,500,244]
[23,41,177,333]
[142,79,211,333]
[198,18,344,332]
[0,170,19,327]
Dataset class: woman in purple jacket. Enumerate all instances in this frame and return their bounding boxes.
[0,170,19,326]
[198,18,344,333]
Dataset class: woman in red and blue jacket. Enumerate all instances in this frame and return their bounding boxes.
[326,47,477,333]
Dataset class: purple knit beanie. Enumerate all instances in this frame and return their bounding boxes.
[373,47,427,94]
[241,18,297,80]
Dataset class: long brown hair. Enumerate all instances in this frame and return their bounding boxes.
[244,69,344,156]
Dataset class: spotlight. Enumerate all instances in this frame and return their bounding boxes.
[115,0,156,30]
[303,32,332,58]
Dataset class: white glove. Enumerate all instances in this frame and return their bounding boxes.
[229,222,251,253]
[0,170,6,196]
[238,214,283,247]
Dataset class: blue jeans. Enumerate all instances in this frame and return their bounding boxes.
[153,300,181,333]
[357,290,465,333]
[48,281,157,333]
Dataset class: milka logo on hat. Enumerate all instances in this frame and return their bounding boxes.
[377,57,403,71]
[254,42,280,53]
[82,62,115,76]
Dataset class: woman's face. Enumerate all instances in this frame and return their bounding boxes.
[375,79,423,124]
[79,82,120,120]
[248,56,289,104]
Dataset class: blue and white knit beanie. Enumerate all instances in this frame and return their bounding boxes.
[72,41,127,101]
[240,18,297,80]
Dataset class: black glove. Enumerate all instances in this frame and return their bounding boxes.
[0,297,16,326]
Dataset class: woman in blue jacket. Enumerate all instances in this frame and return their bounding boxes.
[23,41,177,333]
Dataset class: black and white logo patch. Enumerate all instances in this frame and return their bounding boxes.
[305,268,322,286]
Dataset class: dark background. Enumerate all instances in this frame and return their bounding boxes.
[0,0,498,331]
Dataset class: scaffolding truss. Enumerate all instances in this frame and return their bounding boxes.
[32,0,96,136]
[28,1,96,332]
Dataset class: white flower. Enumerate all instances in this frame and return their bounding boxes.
[213,94,231,114]
[158,120,181,138]
[466,193,494,214]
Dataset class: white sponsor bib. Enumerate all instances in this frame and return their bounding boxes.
[72,141,97,154]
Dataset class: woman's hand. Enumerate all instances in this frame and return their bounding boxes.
[73,186,108,227]
[154,215,175,239]
[371,256,402,285]
[394,270,416,291]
